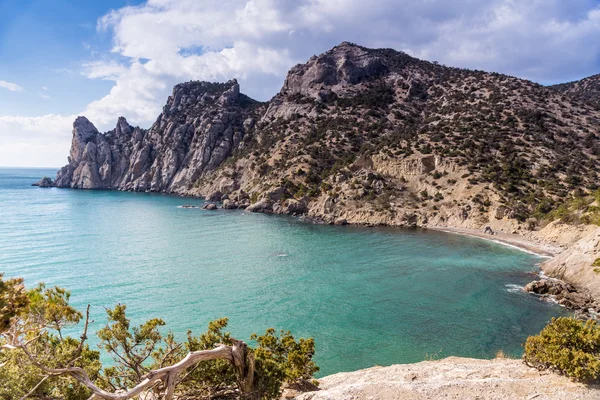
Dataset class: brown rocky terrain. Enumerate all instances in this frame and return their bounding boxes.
[53,42,600,229]
[552,74,600,110]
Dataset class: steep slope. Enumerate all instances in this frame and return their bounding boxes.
[551,74,600,110]
[192,42,600,228]
[55,42,600,231]
[55,80,264,192]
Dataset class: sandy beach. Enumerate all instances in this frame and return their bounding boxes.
[427,225,562,258]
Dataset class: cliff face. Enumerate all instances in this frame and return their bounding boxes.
[55,80,263,192]
[55,42,600,233]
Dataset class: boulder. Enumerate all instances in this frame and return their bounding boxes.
[202,203,218,210]
[32,177,54,188]
[218,177,239,194]
[206,191,223,202]
[246,199,273,213]
[222,199,238,210]
[238,199,250,209]
[284,199,308,215]
[231,190,249,202]
[495,206,508,220]
[525,279,576,296]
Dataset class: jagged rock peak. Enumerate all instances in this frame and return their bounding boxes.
[70,116,99,162]
[282,42,417,95]
[172,78,239,94]
[164,78,253,115]
[73,116,98,135]
[115,116,133,136]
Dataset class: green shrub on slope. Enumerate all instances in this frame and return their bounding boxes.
[524,317,600,382]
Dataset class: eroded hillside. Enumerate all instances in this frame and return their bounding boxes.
[54,42,600,231]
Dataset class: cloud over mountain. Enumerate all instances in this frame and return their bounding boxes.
[2,0,600,167]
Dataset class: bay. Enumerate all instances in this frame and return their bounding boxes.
[0,168,566,375]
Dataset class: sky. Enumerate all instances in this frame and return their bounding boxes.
[1,0,600,168]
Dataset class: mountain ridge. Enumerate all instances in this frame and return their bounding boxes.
[53,41,600,231]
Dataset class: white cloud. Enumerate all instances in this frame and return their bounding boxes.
[3,0,600,167]
[0,114,75,167]
[0,80,23,92]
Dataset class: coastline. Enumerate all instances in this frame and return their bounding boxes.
[35,185,600,308]
[426,226,561,258]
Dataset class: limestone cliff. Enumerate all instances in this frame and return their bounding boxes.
[55,80,263,192]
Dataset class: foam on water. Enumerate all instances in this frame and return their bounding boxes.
[505,284,524,293]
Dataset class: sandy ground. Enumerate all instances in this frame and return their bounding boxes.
[293,357,600,400]
[428,226,562,257]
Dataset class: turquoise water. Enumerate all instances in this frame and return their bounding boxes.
[0,168,567,375]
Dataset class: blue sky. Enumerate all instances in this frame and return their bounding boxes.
[2,0,600,167]
[0,0,140,117]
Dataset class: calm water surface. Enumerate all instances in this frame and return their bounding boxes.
[0,168,567,375]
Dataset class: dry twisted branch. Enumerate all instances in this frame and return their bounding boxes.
[2,341,255,400]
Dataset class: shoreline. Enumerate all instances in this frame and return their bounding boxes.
[426,225,560,258]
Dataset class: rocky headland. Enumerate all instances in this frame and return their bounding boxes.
[41,42,600,310]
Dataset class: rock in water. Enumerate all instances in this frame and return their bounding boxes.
[246,199,273,214]
[32,177,54,187]
[525,278,599,319]
[221,199,238,209]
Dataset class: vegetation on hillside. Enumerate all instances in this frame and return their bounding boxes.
[0,274,318,400]
[198,43,600,226]
[524,317,600,382]
[551,74,600,110]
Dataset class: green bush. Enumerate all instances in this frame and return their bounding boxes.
[593,258,600,267]
[0,275,318,400]
[523,317,600,382]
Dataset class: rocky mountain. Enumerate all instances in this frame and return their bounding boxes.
[55,80,263,192]
[551,74,600,110]
[53,42,600,231]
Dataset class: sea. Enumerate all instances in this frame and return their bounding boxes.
[0,167,567,375]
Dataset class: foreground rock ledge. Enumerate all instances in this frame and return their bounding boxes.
[295,357,600,400]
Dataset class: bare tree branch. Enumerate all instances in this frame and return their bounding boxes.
[6,341,251,400]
